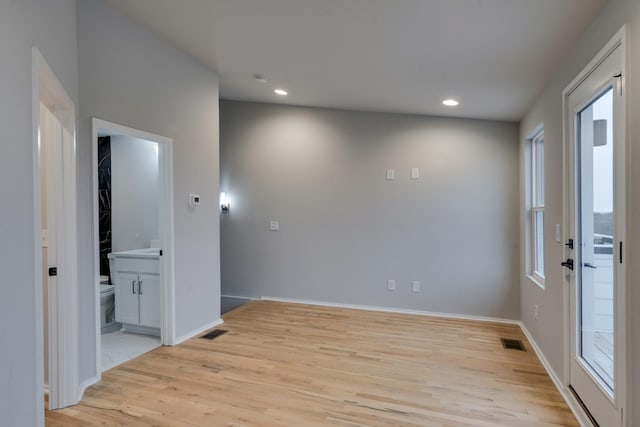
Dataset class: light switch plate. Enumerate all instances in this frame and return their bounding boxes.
[387,280,396,291]
[411,167,420,180]
[412,281,421,293]
[555,224,561,243]
[270,220,280,231]
[386,168,395,180]
[189,194,201,207]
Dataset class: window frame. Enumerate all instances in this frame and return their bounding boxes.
[530,130,545,286]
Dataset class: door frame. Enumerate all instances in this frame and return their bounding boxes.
[32,46,79,412]
[561,26,628,426]
[91,118,176,380]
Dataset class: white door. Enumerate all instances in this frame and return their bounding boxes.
[40,100,79,410]
[138,273,161,328]
[565,41,625,426]
[42,102,62,407]
[115,272,141,325]
[34,47,79,413]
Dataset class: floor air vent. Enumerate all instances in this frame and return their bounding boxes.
[500,338,526,351]
[200,329,228,340]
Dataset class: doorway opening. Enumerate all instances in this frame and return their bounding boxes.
[92,119,176,376]
[562,27,627,427]
[33,47,79,414]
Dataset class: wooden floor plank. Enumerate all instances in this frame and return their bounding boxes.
[46,301,578,426]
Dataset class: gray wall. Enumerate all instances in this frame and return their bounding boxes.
[519,0,640,422]
[110,135,159,252]
[77,0,221,384]
[0,1,78,425]
[221,101,520,319]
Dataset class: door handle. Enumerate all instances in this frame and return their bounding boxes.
[561,259,574,270]
[138,280,143,295]
[132,280,136,294]
[583,262,597,269]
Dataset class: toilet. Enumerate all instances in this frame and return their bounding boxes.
[100,275,118,333]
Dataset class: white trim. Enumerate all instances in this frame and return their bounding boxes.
[91,119,177,385]
[77,376,100,402]
[174,319,224,345]
[562,25,628,427]
[523,123,545,290]
[258,296,591,426]
[519,324,593,427]
[221,294,258,301]
[32,46,79,413]
[32,49,44,427]
[563,28,625,98]
[526,274,545,291]
[260,297,521,325]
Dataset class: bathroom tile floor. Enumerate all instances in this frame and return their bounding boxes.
[101,329,161,372]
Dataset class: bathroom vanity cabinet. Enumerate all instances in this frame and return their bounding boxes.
[109,248,161,336]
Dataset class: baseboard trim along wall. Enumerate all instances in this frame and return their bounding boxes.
[260,296,521,325]
[518,324,593,427]
[262,295,591,426]
[174,318,224,345]
[221,294,258,304]
[78,376,100,402]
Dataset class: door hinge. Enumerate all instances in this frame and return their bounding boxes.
[614,72,623,96]
[48,267,57,277]
[159,249,163,256]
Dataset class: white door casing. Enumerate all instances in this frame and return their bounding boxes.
[33,47,79,412]
[563,27,627,427]
[91,118,176,385]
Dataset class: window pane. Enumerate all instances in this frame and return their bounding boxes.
[578,88,614,390]
[537,140,544,204]
[534,210,544,275]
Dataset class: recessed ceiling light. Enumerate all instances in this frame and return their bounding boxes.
[274,89,288,96]
[442,99,459,107]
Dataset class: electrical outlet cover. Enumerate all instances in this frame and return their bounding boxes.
[387,280,396,291]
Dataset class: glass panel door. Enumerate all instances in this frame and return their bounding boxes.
[577,88,615,391]
[566,37,624,427]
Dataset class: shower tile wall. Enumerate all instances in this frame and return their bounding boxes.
[98,136,111,278]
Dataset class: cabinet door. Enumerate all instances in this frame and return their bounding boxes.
[114,272,140,325]
[138,273,161,328]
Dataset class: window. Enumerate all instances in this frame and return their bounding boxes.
[530,130,545,282]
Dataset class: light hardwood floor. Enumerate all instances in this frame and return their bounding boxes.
[46,301,578,426]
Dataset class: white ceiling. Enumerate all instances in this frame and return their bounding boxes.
[103,0,608,121]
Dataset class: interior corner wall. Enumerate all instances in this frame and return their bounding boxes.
[519,0,640,423]
[220,101,520,320]
[0,1,78,426]
[77,0,221,384]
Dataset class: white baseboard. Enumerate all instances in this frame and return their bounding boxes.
[260,296,521,326]
[174,318,224,345]
[262,296,593,426]
[78,375,100,402]
[518,323,593,427]
[221,294,257,301]
[74,320,223,404]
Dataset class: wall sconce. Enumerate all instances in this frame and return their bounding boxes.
[220,192,230,212]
